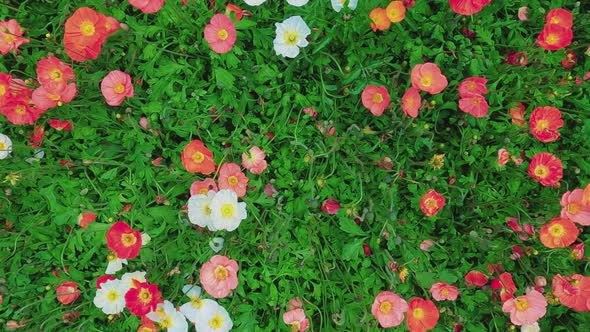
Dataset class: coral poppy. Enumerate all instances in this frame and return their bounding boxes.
[190,178,218,196]
[449,0,491,16]
[0,95,40,125]
[583,183,590,206]
[56,281,81,305]
[369,8,391,32]
[552,274,590,312]
[458,95,489,118]
[386,1,406,23]
[529,106,563,143]
[283,308,310,331]
[225,4,243,22]
[402,87,421,118]
[200,255,239,298]
[410,63,448,95]
[545,8,573,29]
[78,211,97,229]
[509,102,526,126]
[464,270,488,287]
[241,146,267,175]
[537,24,573,51]
[106,221,142,259]
[497,148,510,167]
[128,0,165,14]
[419,189,445,217]
[0,19,29,55]
[36,56,75,93]
[528,152,563,187]
[63,7,107,62]
[371,291,408,328]
[0,72,12,105]
[218,162,249,197]
[361,85,390,116]
[430,282,459,301]
[458,77,488,97]
[104,16,120,35]
[100,70,134,106]
[539,217,579,249]
[560,189,590,226]
[204,14,237,54]
[571,243,584,260]
[502,290,547,326]
[406,298,439,332]
[32,83,77,111]
[181,139,216,174]
[491,272,517,302]
[124,280,162,316]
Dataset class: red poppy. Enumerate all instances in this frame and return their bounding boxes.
[491,272,517,302]
[106,221,142,259]
[539,217,579,249]
[402,87,421,118]
[561,50,577,69]
[361,85,390,116]
[545,8,573,29]
[420,190,445,217]
[410,63,448,95]
[449,0,491,16]
[406,298,439,332]
[464,270,488,287]
[504,51,528,66]
[29,125,45,148]
[528,152,563,187]
[529,106,563,143]
[50,119,73,131]
[0,95,41,125]
[458,95,489,118]
[56,281,81,305]
[181,139,216,175]
[537,24,573,51]
[204,14,237,54]
[321,198,341,215]
[124,280,162,316]
[78,211,96,229]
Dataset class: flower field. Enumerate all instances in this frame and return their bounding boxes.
[1,0,590,331]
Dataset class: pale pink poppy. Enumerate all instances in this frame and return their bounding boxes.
[371,291,409,328]
[560,189,590,226]
[204,14,237,54]
[100,70,133,106]
[139,117,149,129]
[283,308,309,331]
[497,148,510,166]
[199,255,239,298]
[241,146,268,175]
[289,297,303,310]
[518,7,528,21]
[501,290,547,326]
[420,240,434,251]
[401,87,421,118]
[430,282,459,301]
[218,162,249,197]
[190,178,218,196]
[303,107,317,117]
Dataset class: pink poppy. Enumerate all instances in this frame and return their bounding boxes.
[572,243,584,260]
[361,85,390,116]
[128,0,165,14]
[204,14,237,54]
[518,7,528,21]
[0,19,30,55]
[497,148,510,166]
[501,290,547,326]
[32,83,77,111]
[371,291,409,328]
[283,308,309,331]
[190,178,218,196]
[430,282,459,301]
[402,87,421,118]
[458,95,489,118]
[552,274,590,311]
[420,240,434,251]
[241,146,268,175]
[410,63,448,95]
[218,162,249,197]
[458,77,488,97]
[56,281,81,305]
[100,70,134,106]
[560,189,590,226]
[449,0,491,16]
[36,56,76,93]
[200,255,239,298]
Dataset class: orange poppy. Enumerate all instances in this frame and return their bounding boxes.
[386,1,406,23]
[181,139,216,175]
[539,217,579,249]
[369,8,391,32]
[406,298,439,332]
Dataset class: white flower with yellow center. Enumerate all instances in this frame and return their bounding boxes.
[331,0,358,12]
[147,300,189,332]
[0,133,12,159]
[179,285,219,324]
[105,253,127,274]
[244,0,267,5]
[121,271,147,292]
[93,279,127,315]
[287,0,309,6]
[194,301,233,332]
[188,190,216,229]
[208,189,247,231]
[273,16,311,58]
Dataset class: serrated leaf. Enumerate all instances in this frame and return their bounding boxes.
[339,218,366,236]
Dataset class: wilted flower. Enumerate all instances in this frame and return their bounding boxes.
[561,50,577,69]
[497,149,510,167]
[518,7,528,21]
[420,240,434,251]
[56,282,81,305]
[321,198,341,215]
[509,103,526,125]
[429,154,445,170]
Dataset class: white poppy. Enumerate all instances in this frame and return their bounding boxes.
[273,16,311,58]
[208,189,247,231]
[147,300,189,332]
[331,0,358,12]
[0,133,12,159]
[287,0,309,6]
[194,301,233,332]
[93,279,127,315]
[244,0,267,5]
[188,191,215,229]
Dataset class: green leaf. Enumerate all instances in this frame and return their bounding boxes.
[338,218,366,236]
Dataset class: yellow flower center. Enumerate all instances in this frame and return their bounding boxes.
[217,29,228,41]
[190,297,203,309]
[413,307,425,319]
[290,322,300,332]
[546,34,559,45]
[441,288,449,296]
[0,84,7,96]
[420,75,432,87]
[80,21,95,36]
[424,197,437,211]
[193,152,205,163]
[372,93,383,103]
[567,203,580,215]
[467,81,476,90]
[48,93,61,101]
[548,223,565,237]
[113,83,125,94]
[215,265,229,280]
[138,288,152,304]
[471,97,480,105]
[160,315,172,328]
[228,175,239,186]
[533,165,549,178]
[15,105,26,115]
[550,17,561,25]
[3,34,16,43]
[220,203,235,218]
[107,252,116,261]
[209,314,223,329]
[535,119,549,131]
[515,298,529,311]
[284,30,299,46]
[107,290,119,302]
[49,69,62,81]
[121,233,137,247]
[379,301,392,314]
[0,142,5,150]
